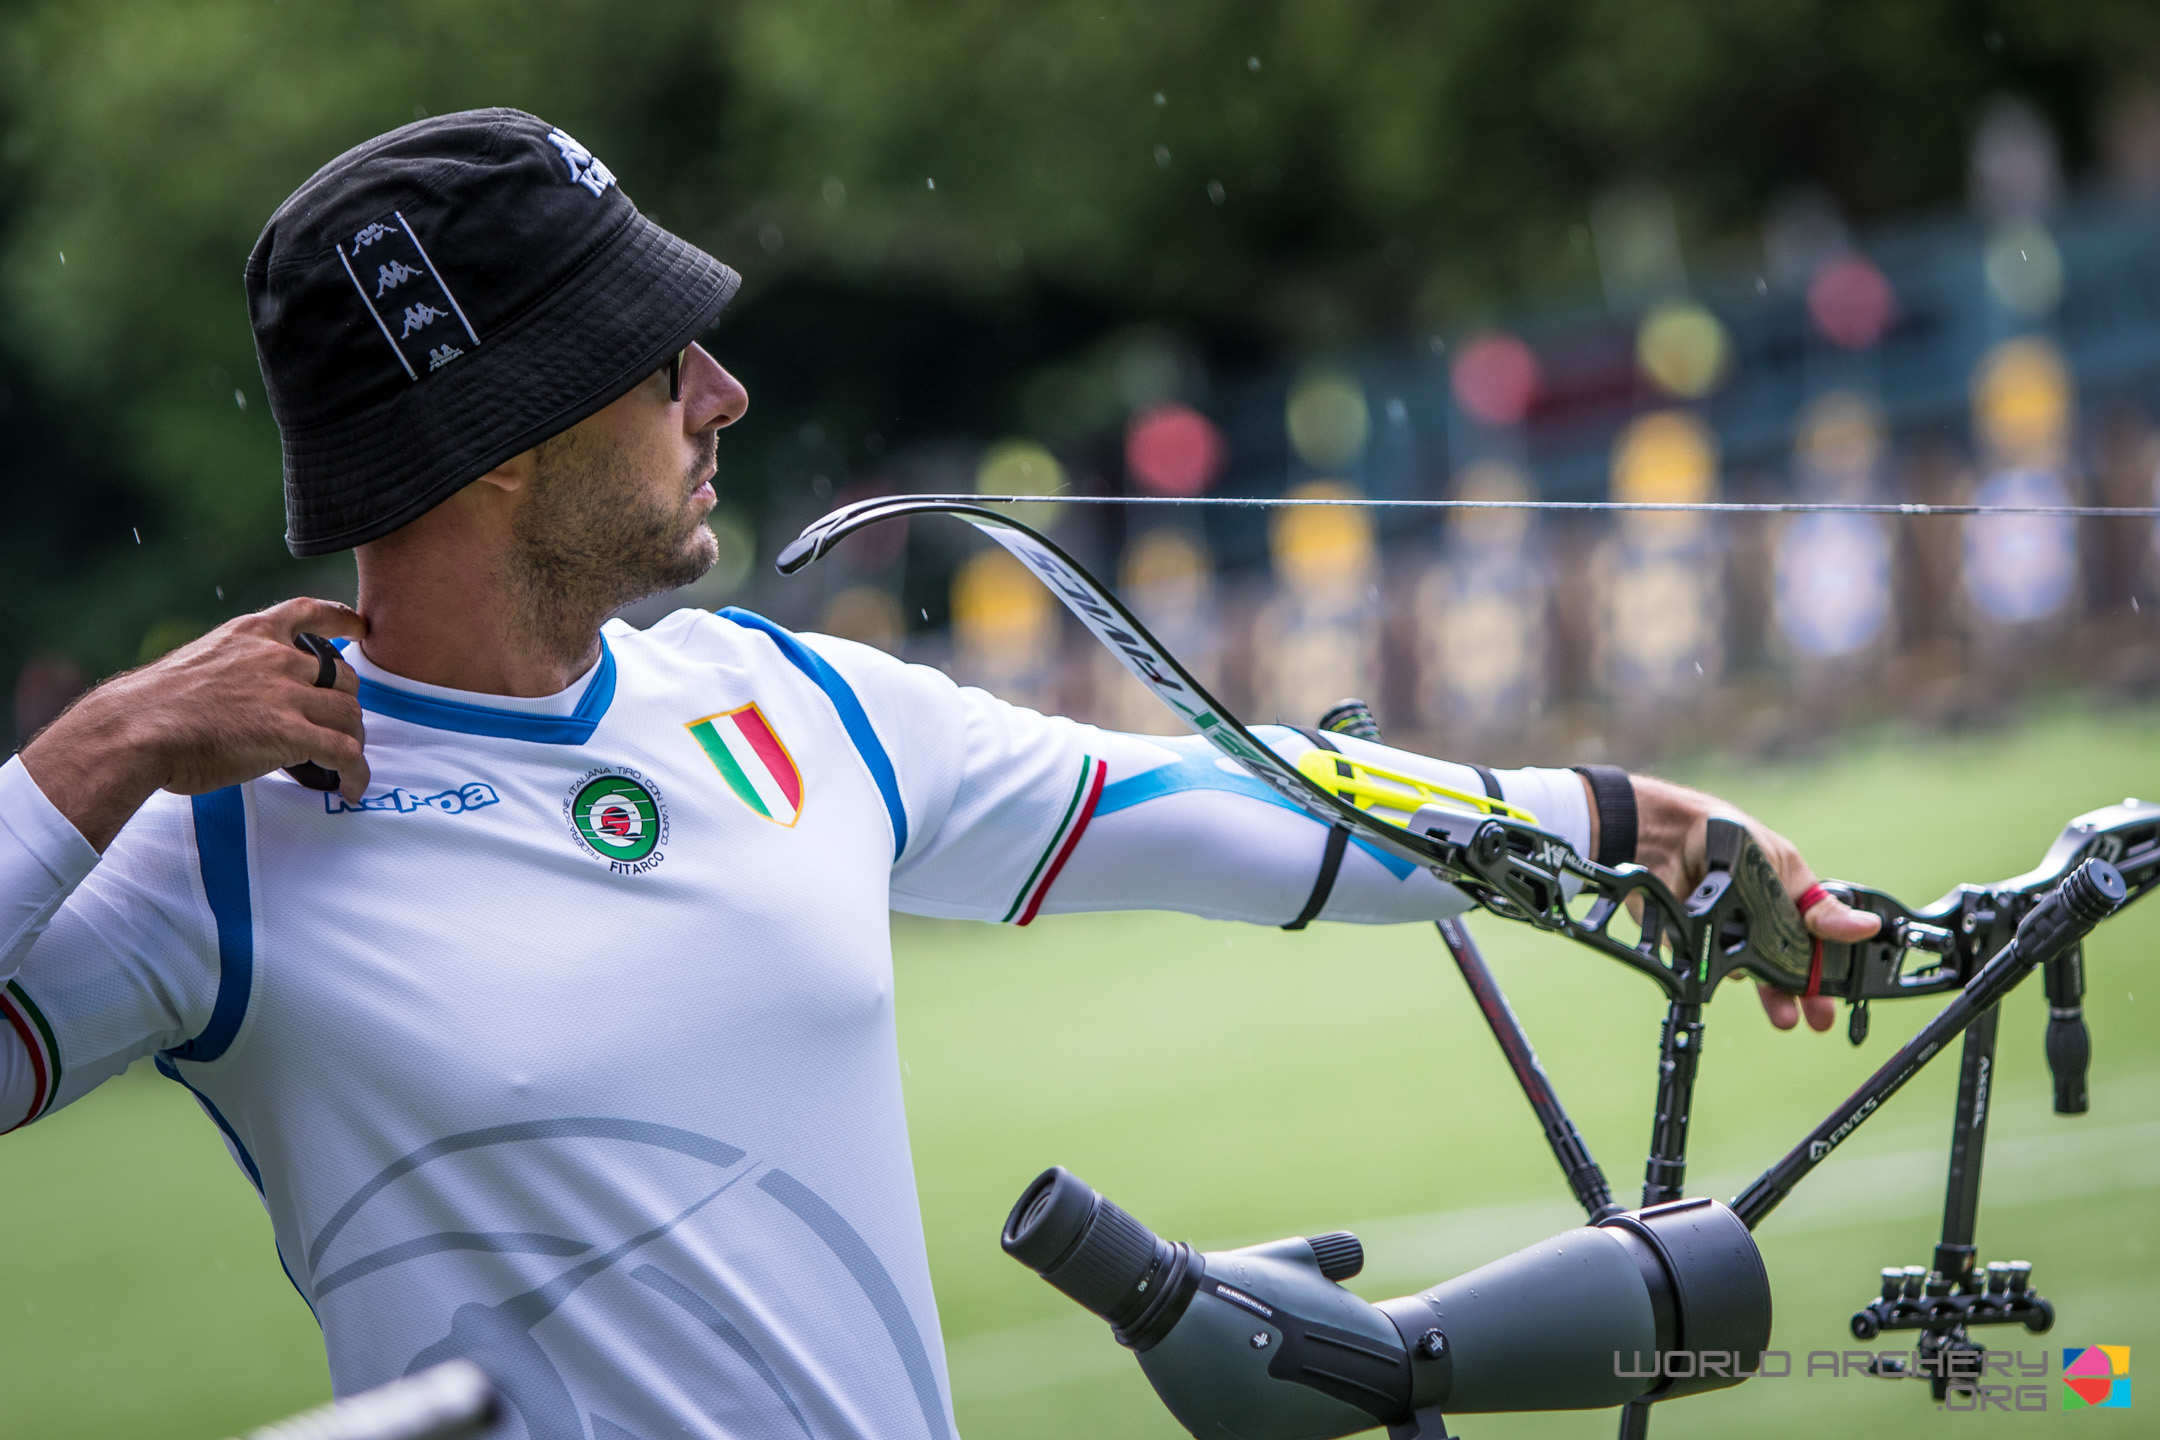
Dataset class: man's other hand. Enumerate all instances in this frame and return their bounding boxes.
[20,599,369,850]
[1627,774,1883,1033]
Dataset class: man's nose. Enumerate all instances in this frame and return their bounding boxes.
[683,343,748,431]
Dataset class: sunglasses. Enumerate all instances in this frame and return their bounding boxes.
[664,346,689,403]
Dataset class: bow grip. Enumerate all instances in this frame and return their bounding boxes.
[1692,817,1813,990]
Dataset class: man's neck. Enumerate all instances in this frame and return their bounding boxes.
[354,519,604,700]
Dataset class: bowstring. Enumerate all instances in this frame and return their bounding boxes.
[947,494,2160,518]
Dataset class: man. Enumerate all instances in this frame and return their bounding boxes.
[0,111,1877,1439]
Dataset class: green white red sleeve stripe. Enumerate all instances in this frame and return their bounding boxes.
[0,979,59,1131]
[1004,756,1107,926]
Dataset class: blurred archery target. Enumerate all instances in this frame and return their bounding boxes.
[1414,461,1543,731]
[1285,367,1370,469]
[1776,513,1892,657]
[1259,482,1378,727]
[953,545,1059,708]
[1104,528,1218,733]
[976,438,1067,526]
[1125,403,1227,495]
[1636,301,1732,399]
[1963,469,2078,624]
[1450,332,1540,427]
[1973,337,2073,467]
[1806,254,1896,350]
[1269,480,1376,605]
[1795,390,1886,496]
[1597,410,1722,699]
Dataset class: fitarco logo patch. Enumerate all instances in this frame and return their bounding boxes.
[564,767,670,875]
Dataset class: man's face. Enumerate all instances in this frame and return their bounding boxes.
[511,344,749,615]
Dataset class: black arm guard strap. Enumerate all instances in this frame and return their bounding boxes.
[1283,729,1352,931]
[1571,764,1638,867]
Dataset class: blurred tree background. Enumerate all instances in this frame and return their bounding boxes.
[3,0,2158,739]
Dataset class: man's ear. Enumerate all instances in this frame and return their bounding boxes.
[472,447,537,494]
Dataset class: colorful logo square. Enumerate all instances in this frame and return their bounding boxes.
[2063,1345,2131,1409]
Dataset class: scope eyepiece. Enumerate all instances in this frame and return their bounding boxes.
[1002,1167,1198,1349]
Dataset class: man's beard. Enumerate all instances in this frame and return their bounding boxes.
[510,427,718,628]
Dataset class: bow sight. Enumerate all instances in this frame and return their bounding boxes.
[780,496,2153,1437]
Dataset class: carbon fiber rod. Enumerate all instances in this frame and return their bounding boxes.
[1437,915,1623,1222]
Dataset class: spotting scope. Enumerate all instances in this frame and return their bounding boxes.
[1003,1168,1772,1439]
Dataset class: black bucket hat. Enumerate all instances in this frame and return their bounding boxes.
[247,107,741,556]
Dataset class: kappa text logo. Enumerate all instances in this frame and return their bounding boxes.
[545,129,617,198]
[326,782,499,816]
[564,767,669,874]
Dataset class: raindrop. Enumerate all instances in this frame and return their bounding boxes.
[58,251,65,265]
[1755,276,1769,295]
[1154,92,1167,107]
[759,222,784,254]
[822,177,847,207]
[1206,179,1226,205]
[926,177,936,190]
[799,422,826,447]
[1428,335,1446,355]
[132,527,141,544]
[1694,660,1705,676]
[864,431,886,455]
[1154,144,1172,169]
[2135,597,2142,613]
[412,102,429,121]
[234,389,247,410]
[1386,397,1407,423]
[920,608,929,621]
[1247,56,1261,71]
[811,473,832,499]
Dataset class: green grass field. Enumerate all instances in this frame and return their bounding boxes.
[3,705,2156,1439]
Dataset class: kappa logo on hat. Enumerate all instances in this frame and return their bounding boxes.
[545,129,617,198]
[336,210,481,382]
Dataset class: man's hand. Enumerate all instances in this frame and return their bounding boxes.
[19,599,370,850]
[1615,774,1883,1032]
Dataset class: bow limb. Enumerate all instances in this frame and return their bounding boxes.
[778,496,1451,875]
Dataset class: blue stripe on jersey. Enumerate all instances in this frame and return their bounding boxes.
[718,609,908,859]
[1097,753,1419,881]
[167,787,254,1063]
[154,1053,265,1193]
[153,1053,316,1319]
[343,636,618,743]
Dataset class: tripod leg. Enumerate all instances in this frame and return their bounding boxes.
[1617,1397,1653,1440]
[1643,1000,1704,1206]
[1437,917,1621,1221]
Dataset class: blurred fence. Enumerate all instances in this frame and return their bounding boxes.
[731,180,2160,766]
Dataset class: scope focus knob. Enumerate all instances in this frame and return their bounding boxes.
[1306,1231,1364,1282]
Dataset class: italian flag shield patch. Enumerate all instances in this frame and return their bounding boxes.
[687,704,805,825]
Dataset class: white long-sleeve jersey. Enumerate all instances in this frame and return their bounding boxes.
[0,607,1588,1440]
